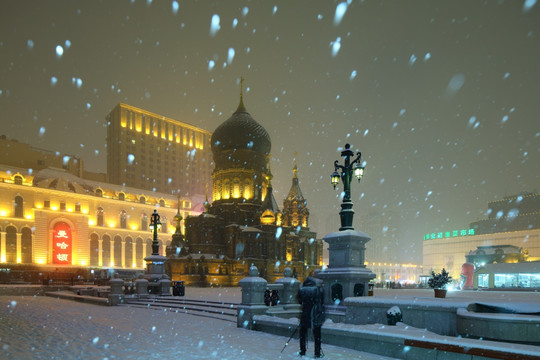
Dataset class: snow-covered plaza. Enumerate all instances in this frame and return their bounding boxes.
[1,287,400,360]
[2,287,540,359]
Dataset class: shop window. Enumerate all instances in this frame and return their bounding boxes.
[478,274,490,288]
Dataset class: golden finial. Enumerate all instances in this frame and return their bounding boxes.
[240,77,244,100]
[293,152,298,178]
[236,77,246,112]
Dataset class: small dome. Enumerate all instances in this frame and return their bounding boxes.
[211,99,271,156]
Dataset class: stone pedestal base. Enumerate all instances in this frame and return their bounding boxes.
[317,267,376,305]
[237,305,268,329]
[317,230,376,305]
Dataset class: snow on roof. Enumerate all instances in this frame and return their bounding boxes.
[477,261,540,274]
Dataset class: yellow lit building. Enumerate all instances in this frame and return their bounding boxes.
[0,164,201,278]
[106,103,212,196]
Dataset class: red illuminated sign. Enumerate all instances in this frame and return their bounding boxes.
[53,222,72,265]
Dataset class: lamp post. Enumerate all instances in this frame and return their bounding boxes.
[150,209,161,255]
[331,143,364,231]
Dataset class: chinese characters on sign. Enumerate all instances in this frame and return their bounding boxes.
[53,222,72,264]
[423,228,475,241]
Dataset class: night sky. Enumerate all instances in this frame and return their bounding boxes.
[1,0,539,263]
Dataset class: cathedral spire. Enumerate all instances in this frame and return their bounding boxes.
[236,77,247,113]
[266,155,273,187]
[293,152,298,179]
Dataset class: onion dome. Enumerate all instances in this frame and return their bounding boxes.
[211,97,271,157]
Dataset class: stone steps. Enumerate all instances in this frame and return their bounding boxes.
[122,297,239,322]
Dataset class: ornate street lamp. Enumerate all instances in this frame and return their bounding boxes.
[149,209,161,255]
[331,143,364,231]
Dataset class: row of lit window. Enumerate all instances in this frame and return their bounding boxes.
[120,114,207,150]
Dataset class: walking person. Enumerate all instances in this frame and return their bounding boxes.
[297,276,325,358]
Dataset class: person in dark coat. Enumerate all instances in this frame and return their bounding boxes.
[297,276,325,357]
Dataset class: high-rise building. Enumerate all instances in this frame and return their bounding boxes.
[106,103,213,197]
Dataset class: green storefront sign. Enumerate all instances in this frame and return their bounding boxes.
[423,228,474,240]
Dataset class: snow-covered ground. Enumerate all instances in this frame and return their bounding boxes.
[0,292,396,360]
[1,287,539,359]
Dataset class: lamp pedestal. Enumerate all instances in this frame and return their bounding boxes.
[144,254,171,296]
[316,230,376,307]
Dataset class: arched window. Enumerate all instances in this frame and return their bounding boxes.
[118,192,125,201]
[125,237,133,268]
[120,210,127,229]
[159,199,165,207]
[21,227,32,263]
[243,179,252,199]
[14,196,23,218]
[113,236,122,267]
[223,180,230,199]
[89,233,99,266]
[161,216,168,233]
[140,196,146,204]
[145,239,152,257]
[141,213,148,231]
[97,207,104,226]
[136,238,143,267]
[232,178,240,198]
[96,188,103,197]
[14,175,23,185]
[102,235,111,267]
[6,226,17,263]
[214,180,221,201]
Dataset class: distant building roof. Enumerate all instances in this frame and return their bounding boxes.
[477,261,540,274]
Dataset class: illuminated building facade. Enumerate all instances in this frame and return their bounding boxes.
[423,192,540,280]
[0,164,199,281]
[106,103,212,196]
[364,261,423,284]
[166,95,323,286]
